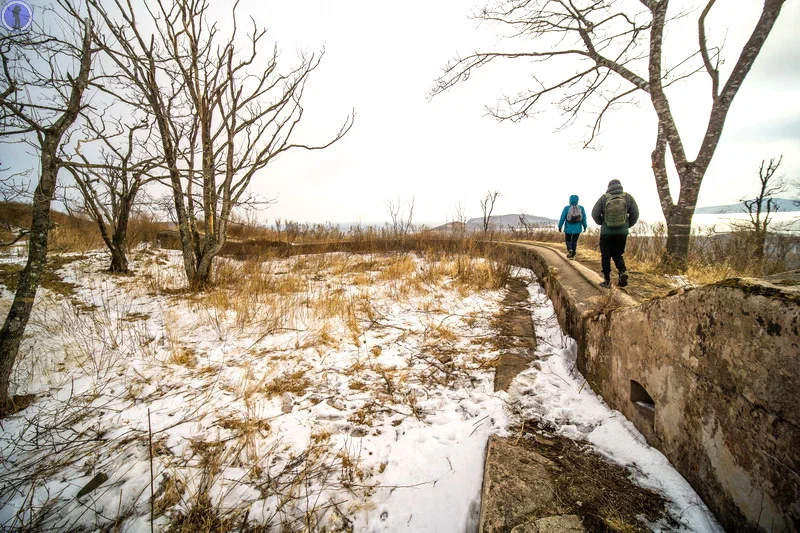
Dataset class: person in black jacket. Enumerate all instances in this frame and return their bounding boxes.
[591,180,639,288]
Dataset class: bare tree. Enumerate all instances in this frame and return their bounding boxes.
[514,212,540,240]
[431,0,787,271]
[452,201,468,236]
[83,0,353,289]
[735,155,786,263]
[0,11,94,406]
[64,116,162,272]
[480,190,500,234]
[386,196,416,236]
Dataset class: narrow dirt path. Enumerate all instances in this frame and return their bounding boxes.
[492,277,537,392]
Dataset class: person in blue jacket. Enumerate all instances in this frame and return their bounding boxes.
[558,195,588,259]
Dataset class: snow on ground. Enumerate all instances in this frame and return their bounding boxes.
[0,248,721,532]
[663,274,697,289]
[0,248,508,532]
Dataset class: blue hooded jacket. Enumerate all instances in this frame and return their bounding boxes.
[558,195,588,234]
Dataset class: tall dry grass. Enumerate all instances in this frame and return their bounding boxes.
[142,250,511,352]
[8,194,795,285]
[0,201,169,254]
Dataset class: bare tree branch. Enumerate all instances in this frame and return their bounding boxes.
[698,0,720,99]
[480,190,500,234]
[431,0,787,270]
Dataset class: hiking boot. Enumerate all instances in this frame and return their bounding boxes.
[618,270,629,287]
[599,280,611,289]
[567,251,575,260]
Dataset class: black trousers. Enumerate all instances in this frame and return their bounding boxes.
[599,234,627,279]
[564,233,580,253]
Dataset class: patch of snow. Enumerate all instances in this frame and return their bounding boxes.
[664,274,697,289]
[0,250,509,532]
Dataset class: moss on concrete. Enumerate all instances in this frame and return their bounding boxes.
[710,277,800,303]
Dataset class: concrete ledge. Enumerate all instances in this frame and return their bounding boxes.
[479,436,573,532]
[579,275,799,532]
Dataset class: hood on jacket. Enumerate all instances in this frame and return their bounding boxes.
[569,195,579,205]
[607,179,623,195]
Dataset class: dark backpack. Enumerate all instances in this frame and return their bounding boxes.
[604,193,628,228]
[566,205,582,223]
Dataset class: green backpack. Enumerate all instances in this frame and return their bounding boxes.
[604,193,628,228]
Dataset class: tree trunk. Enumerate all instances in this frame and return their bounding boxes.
[0,149,59,405]
[662,211,692,273]
[754,230,766,269]
[656,157,703,273]
[109,246,129,273]
[0,19,92,407]
[108,195,133,273]
[660,179,699,274]
[191,254,214,291]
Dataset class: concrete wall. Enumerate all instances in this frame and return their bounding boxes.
[578,278,799,532]
[506,241,800,531]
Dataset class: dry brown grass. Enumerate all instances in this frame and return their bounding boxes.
[262,370,312,397]
[589,288,629,316]
[0,255,83,300]
[377,254,417,281]
[0,201,169,255]
[169,346,198,368]
[426,321,459,343]
[171,251,510,353]
[167,495,242,533]
[163,435,358,533]
[154,474,186,518]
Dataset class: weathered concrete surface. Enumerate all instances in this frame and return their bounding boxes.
[581,275,800,532]
[479,436,585,533]
[478,429,671,532]
[509,515,585,533]
[526,515,585,533]
[493,277,537,392]
[499,242,636,354]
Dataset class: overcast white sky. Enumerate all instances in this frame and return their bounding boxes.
[213,0,798,226]
[6,0,799,226]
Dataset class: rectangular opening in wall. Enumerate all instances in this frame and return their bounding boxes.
[630,380,655,428]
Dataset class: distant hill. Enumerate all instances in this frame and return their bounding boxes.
[695,198,800,215]
[466,214,557,227]
[432,213,557,232]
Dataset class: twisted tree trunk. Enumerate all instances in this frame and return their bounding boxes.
[0,147,60,405]
[0,20,93,407]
